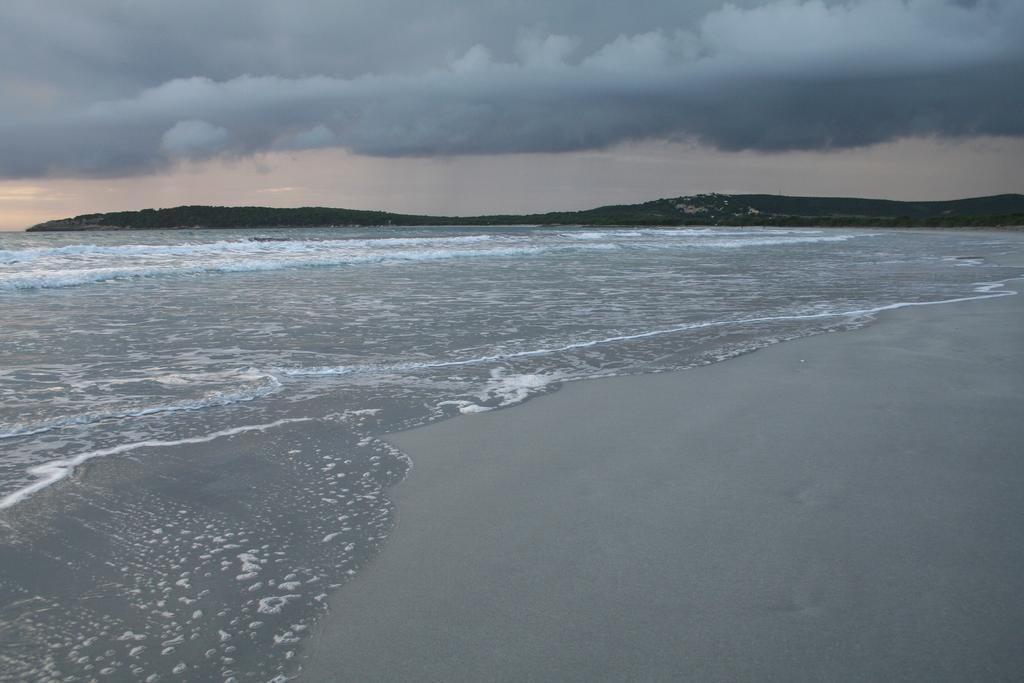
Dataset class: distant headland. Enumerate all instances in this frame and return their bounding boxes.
[27,193,1024,231]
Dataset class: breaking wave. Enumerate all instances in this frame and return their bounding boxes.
[0,229,861,291]
[0,243,617,290]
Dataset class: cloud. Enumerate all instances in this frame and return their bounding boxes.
[280,124,337,151]
[0,185,62,201]
[161,120,230,157]
[0,0,1021,178]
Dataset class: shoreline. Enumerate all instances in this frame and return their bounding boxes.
[21,223,1024,234]
[1,279,1015,513]
[302,270,1024,680]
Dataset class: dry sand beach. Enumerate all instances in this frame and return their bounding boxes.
[304,268,1024,681]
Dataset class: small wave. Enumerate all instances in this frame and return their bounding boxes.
[0,372,282,439]
[0,417,313,510]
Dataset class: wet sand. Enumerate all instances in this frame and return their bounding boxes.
[303,273,1024,681]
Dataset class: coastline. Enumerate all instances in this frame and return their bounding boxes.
[303,272,1024,680]
[22,223,1024,233]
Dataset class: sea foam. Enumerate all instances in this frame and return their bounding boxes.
[280,281,1016,379]
[0,371,282,440]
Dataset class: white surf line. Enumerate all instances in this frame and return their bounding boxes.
[0,417,313,511]
[0,234,499,263]
[284,280,1019,377]
[0,243,622,291]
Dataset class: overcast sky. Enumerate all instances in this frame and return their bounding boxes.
[2,0,1022,228]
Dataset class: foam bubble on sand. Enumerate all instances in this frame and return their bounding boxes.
[477,369,561,407]
[235,553,263,582]
[457,403,493,414]
[441,369,567,414]
[257,595,301,615]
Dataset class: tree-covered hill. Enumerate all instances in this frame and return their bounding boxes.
[27,193,1024,231]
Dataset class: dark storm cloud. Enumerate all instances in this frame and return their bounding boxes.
[0,0,1021,178]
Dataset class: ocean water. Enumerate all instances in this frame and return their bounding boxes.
[0,225,1019,681]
